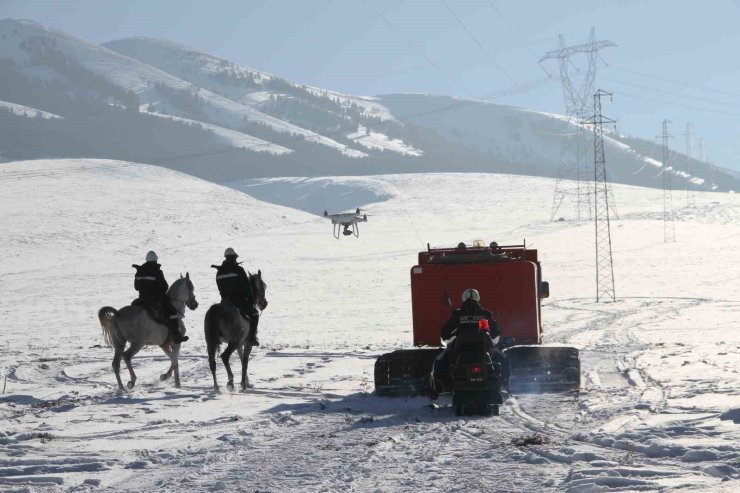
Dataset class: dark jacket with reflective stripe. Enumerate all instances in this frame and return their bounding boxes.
[215,258,254,307]
[134,261,169,302]
[441,299,499,341]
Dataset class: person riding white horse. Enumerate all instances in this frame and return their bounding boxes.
[99,269,199,390]
[132,251,188,344]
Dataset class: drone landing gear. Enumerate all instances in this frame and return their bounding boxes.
[333,222,359,239]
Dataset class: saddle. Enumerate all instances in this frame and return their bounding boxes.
[131,298,168,325]
[221,299,252,321]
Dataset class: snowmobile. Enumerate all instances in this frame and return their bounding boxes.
[443,322,504,416]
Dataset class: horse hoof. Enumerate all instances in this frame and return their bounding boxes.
[226,382,234,392]
[160,374,169,381]
[213,386,220,393]
[127,381,135,389]
[175,383,181,389]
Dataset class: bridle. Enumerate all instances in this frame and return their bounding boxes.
[170,278,199,310]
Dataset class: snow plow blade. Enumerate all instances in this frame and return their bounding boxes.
[374,348,443,397]
[504,345,580,393]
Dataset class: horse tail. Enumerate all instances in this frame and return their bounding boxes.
[98,306,123,348]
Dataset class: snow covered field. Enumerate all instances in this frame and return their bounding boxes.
[0,159,738,492]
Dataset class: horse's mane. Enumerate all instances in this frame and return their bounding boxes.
[167,277,190,299]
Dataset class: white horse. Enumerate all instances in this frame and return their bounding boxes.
[98,274,198,390]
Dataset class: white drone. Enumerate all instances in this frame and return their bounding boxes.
[323,208,368,239]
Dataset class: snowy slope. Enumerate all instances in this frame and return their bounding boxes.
[346,124,423,156]
[0,19,365,158]
[104,37,395,122]
[0,100,62,119]
[380,93,732,192]
[1,159,738,491]
[140,110,291,155]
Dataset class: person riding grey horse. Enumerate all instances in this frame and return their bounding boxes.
[132,251,188,343]
[213,247,260,346]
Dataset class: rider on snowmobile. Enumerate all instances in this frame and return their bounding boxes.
[432,288,499,395]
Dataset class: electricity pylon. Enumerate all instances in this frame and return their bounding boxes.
[660,120,676,243]
[683,123,696,207]
[541,28,616,221]
[583,90,616,302]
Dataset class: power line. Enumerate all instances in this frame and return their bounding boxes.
[439,0,517,83]
[601,75,740,112]
[683,123,696,208]
[362,0,478,98]
[604,62,740,100]
[615,89,740,118]
[484,0,553,77]
[659,119,676,243]
[485,0,537,59]
[392,76,559,122]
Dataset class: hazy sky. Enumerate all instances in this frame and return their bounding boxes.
[2,0,740,170]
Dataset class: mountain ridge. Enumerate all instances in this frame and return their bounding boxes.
[1,18,737,194]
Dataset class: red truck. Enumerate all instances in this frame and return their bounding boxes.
[375,241,580,396]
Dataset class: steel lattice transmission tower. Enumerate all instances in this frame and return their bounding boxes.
[583,90,616,302]
[541,28,616,221]
[683,123,696,208]
[660,120,676,243]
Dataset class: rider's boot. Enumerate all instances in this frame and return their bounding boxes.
[169,316,188,344]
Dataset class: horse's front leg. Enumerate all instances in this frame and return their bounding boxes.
[220,342,238,391]
[123,342,144,389]
[238,344,253,390]
[159,345,174,381]
[171,343,181,388]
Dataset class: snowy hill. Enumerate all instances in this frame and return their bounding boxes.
[1,159,738,490]
[1,18,738,192]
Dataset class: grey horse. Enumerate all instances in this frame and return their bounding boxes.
[204,270,267,391]
[98,274,198,390]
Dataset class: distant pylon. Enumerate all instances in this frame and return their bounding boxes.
[660,120,676,243]
[583,90,616,302]
[683,123,695,207]
[699,137,714,190]
[541,28,616,221]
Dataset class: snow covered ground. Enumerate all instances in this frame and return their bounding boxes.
[0,159,738,492]
[346,125,422,157]
[0,100,62,120]
[140,111,292,155]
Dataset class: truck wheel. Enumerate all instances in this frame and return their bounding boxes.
[492,405,499,416]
